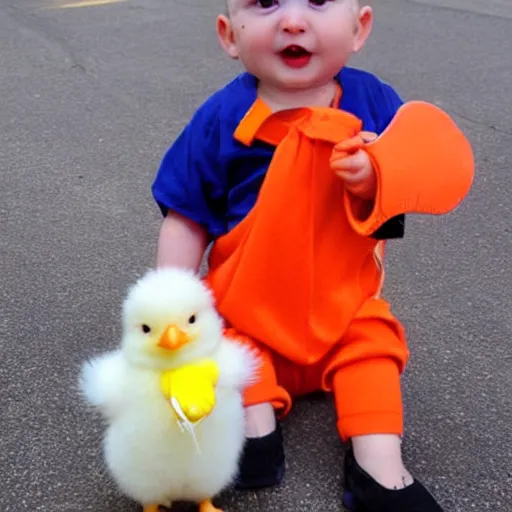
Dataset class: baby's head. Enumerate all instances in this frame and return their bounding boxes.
[217,0,373,92]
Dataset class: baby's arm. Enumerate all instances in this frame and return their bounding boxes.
[156,210,208,271]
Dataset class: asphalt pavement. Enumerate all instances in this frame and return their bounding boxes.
[1,0,511,510]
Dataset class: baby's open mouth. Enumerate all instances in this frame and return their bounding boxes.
[280,45,312,68]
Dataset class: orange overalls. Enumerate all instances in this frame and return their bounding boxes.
[205,91,474,440]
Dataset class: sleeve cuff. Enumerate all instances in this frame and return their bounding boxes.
[344,101,474,237]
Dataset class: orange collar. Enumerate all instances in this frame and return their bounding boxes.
[233,82,359,148]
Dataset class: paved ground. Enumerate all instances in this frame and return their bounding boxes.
[1,0,511,510]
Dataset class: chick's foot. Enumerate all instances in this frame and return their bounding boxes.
[199,499,223,512]
[143,505,160,512]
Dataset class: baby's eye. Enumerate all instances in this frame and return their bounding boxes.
[257,0,278,8]
[309,0,331,5]
[141,324,151,334]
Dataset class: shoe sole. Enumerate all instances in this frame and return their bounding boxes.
[343,491,364,512]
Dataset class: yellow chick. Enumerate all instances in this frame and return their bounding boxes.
[79,268,258,512]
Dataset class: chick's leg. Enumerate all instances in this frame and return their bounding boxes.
[198,499,223,512]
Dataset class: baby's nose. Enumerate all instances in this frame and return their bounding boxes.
[280,8,308,34]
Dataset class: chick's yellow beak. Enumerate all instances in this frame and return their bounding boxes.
[157,324,190,351]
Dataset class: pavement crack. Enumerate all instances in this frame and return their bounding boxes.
[450,109,512,137]
[407,0,512,21]
[0,2,98,77]
[71,63,87,74]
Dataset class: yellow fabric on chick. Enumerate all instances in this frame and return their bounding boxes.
[160,360,220,423]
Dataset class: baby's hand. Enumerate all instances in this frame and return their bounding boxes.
[330,132,378,201]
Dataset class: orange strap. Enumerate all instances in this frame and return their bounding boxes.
[208,104,381,364]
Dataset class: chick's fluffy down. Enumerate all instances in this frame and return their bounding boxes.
[88,339,258,505]
[79,267,262,506]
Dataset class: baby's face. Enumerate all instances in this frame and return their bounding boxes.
[220,0,372,92]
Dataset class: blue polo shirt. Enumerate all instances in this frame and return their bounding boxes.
[152,67,404,239]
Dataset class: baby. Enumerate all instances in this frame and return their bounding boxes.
[152,1,474,510]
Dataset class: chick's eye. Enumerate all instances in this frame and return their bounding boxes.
[188,315,196,324]
[141,324,151,334]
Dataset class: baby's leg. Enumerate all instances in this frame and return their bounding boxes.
[224,329,290,490]
[325,298,443,510]
[244,403,276,438]
[332,353,411,489]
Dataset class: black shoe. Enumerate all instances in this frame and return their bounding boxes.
[342,447,444,512]
[234,422,285,490]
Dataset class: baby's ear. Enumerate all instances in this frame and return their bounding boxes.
[353,6,374,53]
[216,14,239,59]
